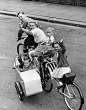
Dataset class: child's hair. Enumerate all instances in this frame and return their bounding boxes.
[29,21,38,28]
[47,27,54,33]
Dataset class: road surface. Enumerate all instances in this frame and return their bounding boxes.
[0,15,86,110]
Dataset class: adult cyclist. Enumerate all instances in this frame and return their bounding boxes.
[17,12,38,53]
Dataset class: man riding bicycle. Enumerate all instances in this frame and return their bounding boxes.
[17,12,38,53]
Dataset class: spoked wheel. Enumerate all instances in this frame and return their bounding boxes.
[15,81,24,101]
[17,43,23,54]
[63,82,84,110]
[42,68,53,92]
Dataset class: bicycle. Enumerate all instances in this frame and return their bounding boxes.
[51,40,84,110]
[32,47,84,110]
[15,37,84,110]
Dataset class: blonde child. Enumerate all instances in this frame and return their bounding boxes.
[46,27,55,44]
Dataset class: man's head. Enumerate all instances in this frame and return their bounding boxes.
[47,27,54,37]
[17,12,25,21]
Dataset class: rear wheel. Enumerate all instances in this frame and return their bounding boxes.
[17,43,23,54]
[42,68,53,92]
[15,81,24,101]
[63,82,84,110]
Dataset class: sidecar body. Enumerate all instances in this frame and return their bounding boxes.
[14,55,43,100]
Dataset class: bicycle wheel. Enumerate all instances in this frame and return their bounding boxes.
[17,43,23,54]
[63,82,84,110]
[15,81,24,101]
[42,68,53,92]
[43,78,53,93]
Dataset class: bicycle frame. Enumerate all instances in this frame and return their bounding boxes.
[54,77,75,99]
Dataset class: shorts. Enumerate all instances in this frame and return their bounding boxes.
[29,44,55,57]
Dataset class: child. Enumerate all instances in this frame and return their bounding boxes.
[46,27,55,44]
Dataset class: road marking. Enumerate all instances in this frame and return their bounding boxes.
[0,56,12,60]
[0,14,16,19]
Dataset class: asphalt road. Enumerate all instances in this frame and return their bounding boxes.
[0,15,86,110]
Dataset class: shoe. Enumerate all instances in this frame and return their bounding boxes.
[56,85,63,93]
[56,81,63,90]
[56,85,63,90]
[20,68,24,72]
[19,64,23,69]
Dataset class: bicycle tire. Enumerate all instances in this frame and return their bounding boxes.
[42,67,53,92]
[15,81,24,101]
[17,43,23,54]
[43,78,53,93]
[63,82,84,110]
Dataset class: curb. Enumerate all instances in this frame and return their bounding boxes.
[0,10,86,28]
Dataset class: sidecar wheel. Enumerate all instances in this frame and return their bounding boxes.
[15,81,23,101]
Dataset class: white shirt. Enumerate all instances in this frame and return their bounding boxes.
[31,28,47,43]
[47,35,55,43]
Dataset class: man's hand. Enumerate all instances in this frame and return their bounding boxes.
[19,23,22,28]
[16,37,21,42]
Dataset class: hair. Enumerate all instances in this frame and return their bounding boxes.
[29,21,38,28]
[47,27,54,32]
[16,12,25,17]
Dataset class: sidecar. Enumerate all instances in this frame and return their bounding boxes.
[14,55,43,101]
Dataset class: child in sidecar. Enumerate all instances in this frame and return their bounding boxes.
[14,53,43,100]
[16,52,32,72]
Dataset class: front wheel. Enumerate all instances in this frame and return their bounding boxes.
[17,43,23,54]
[43,78,53,93]
[42,68,53,92]
[63,82,84,110]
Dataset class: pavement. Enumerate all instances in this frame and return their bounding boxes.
[0,0,86,27]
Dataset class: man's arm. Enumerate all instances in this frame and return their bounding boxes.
[21,28,33,36]
[22,21,28,29]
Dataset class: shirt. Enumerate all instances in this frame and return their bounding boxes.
[22,17,35,28]
[47,35,55,44]
[31,28,47,43]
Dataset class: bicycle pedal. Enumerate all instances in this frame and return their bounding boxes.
[56,85,63,91]
[57,85,63,89]
[56,88,62,93]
